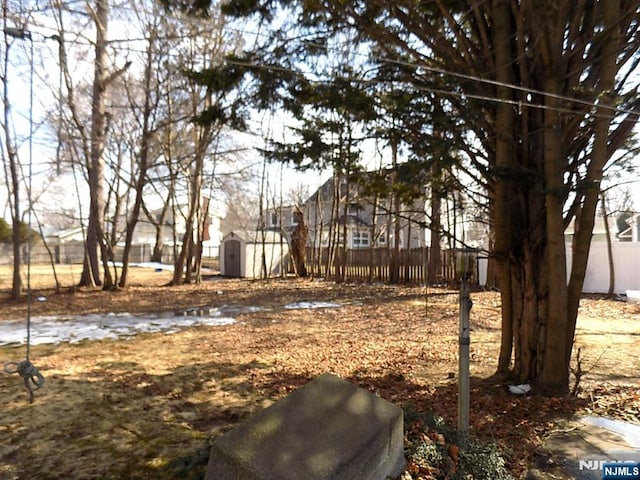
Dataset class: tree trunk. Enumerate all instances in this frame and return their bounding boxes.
[291,209,309,277]
[172,149,205,285]
[3,28,25,299]
[494,1,622,396]
[536,75,570,395]
[119,32,154,288]
[601,193,615,297]
[427,187,442,285]
[492,0,515,379]
[390,139,401,284]
[81,0,110,289]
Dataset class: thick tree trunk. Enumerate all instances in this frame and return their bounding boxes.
[538,82,570,395]
[488,0,629,396]
[492,0,515,379]
[291,209,309,277]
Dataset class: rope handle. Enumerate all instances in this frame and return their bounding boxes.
[4,360,45,404]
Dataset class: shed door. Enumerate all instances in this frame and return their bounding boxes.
[225,239,241,277]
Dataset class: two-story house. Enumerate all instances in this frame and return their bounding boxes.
[271,173,427,250]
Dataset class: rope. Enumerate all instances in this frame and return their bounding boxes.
[4,360,45,404]
[5,30,45,404]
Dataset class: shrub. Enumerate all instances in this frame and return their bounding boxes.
[404,409,514,480]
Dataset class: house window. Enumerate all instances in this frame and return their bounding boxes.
[291,210,299,226]
[352,231,370,248]
[377,232,387,245]
[339,180,348,198]
[270,212,278,227]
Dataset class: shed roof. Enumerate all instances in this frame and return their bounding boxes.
[223,230,287,244]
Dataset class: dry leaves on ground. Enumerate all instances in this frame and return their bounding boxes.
[0,276,638,480]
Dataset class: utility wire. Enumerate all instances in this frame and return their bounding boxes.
[19,12,640,120]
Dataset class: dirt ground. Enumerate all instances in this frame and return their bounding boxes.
[0,265,638,479]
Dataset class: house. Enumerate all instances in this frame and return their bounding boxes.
[134,203,222,258]
[269,174,428,250]
[564,212,640,243]
[616,212,640,242]
[45,199,223,264]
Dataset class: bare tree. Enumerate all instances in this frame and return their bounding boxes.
[117,3,167,288]
[1,19,27,299]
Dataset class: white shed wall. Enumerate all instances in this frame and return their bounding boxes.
[220,232,289,279]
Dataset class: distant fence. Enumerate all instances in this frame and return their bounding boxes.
[0,243,463,285]
[0,243,220,266]
[3,241,636,291]
[300,242,640,290]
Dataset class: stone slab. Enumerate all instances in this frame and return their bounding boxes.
[204,373,406,480]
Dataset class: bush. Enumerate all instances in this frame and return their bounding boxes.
[403,409,514,480]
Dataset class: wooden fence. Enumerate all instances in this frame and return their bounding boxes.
[301,247,463,285]
[1,242,478,286]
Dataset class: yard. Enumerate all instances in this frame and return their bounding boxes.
[0,265,638,479]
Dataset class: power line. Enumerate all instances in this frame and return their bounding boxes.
[11,6,640,120]
[220,56,640,120]
[106,22,640,119]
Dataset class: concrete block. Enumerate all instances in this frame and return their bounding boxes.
[204,373,405,480]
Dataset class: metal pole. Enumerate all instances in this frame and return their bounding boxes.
[458,274,472,441]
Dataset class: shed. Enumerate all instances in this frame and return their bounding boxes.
[220,231,289,279]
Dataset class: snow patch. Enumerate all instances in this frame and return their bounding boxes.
[0,309,236,346]
[582,416,640,448]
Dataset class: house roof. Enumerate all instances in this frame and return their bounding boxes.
[49,226,84,241]
[565,215,612,236]
[565,212,639,240]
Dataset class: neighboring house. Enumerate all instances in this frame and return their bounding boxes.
[564,212,640,243]
[616,212,640,242]
[134,204,222,255]
[46,226,85,245]
[46,200,223,263]
[269,174,428,250]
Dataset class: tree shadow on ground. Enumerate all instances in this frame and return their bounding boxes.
[246,369,590,478]
[0,358,268,480]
